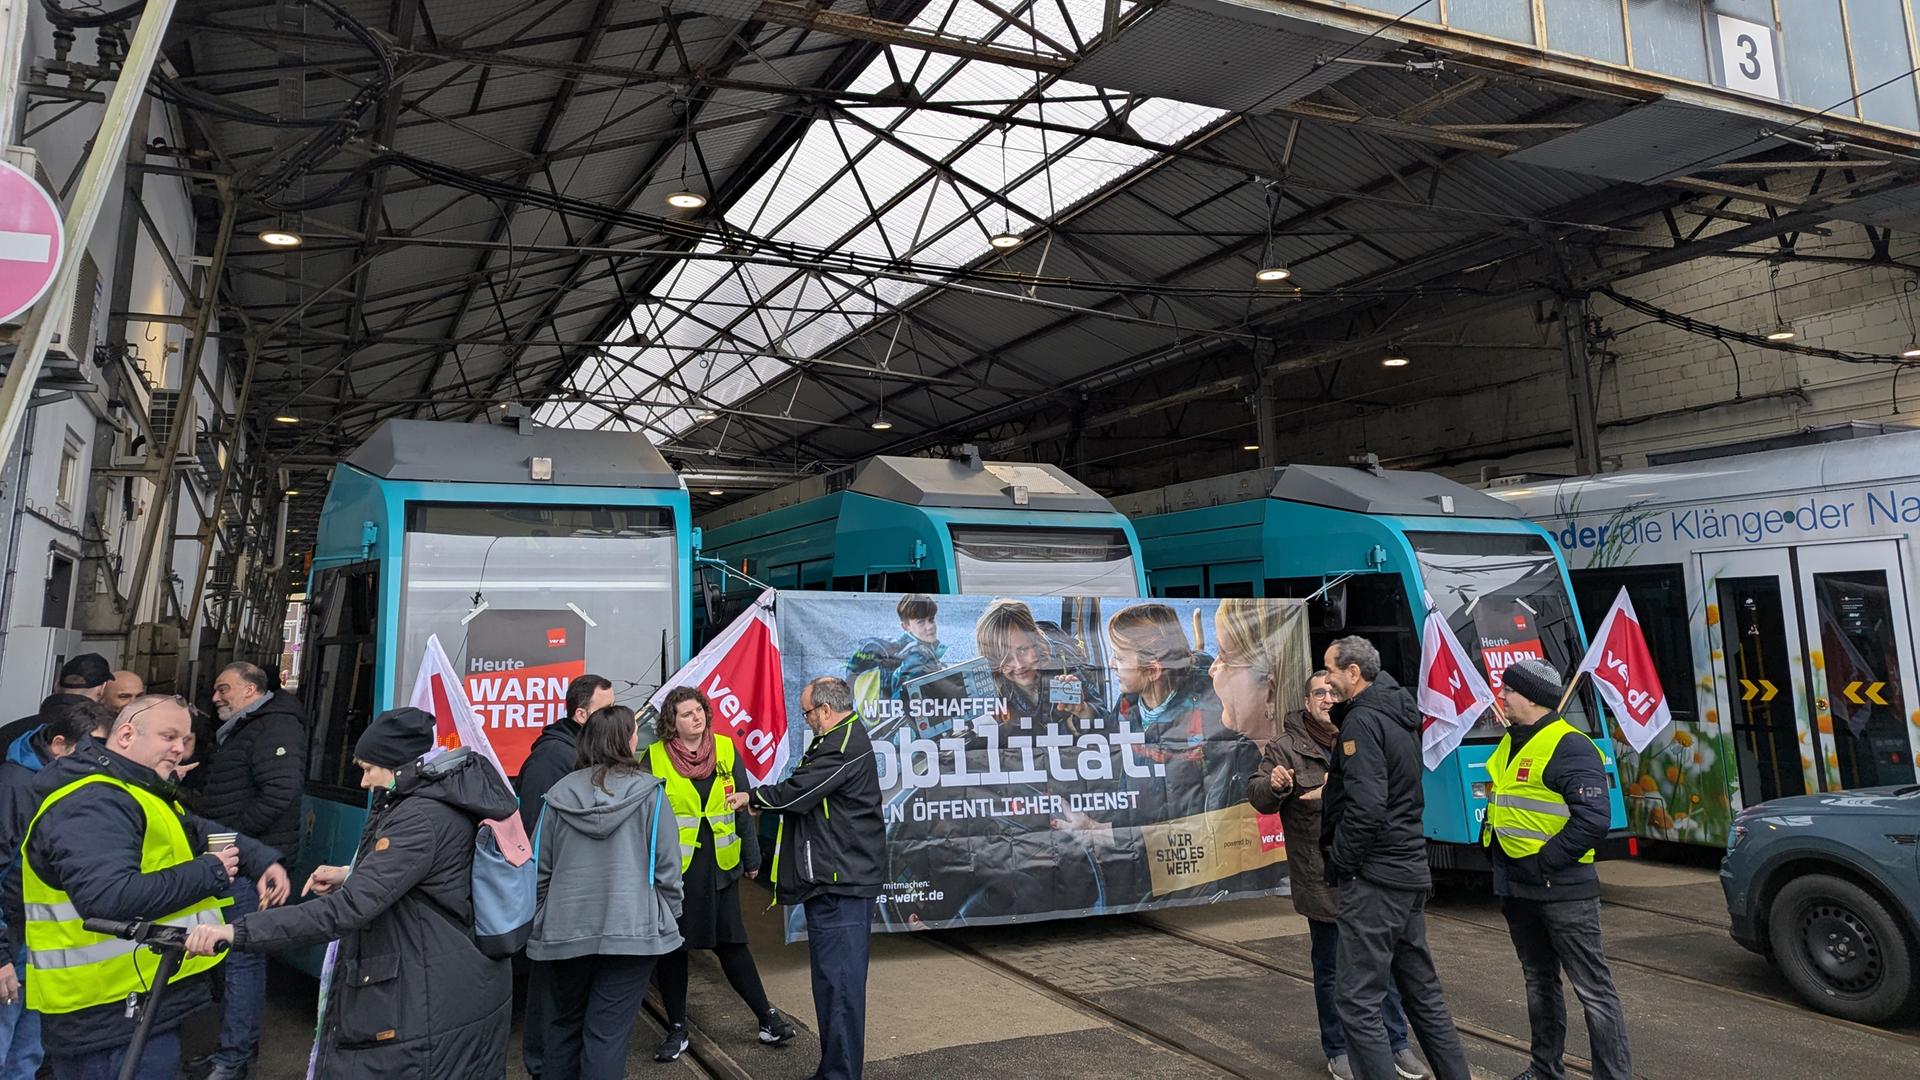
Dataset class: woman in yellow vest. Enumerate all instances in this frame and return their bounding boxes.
[648,687,795,1061]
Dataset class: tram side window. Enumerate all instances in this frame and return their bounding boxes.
[1267,574,1420,688]
[1569,565,1698,725]
[302,563,381,798]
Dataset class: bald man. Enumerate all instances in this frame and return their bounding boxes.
[104,671,144,712]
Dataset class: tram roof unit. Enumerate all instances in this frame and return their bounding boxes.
[1110,460,1524,521]
[1490,424,1920,513]
[698,453,1119,530]
[345,419,683,490]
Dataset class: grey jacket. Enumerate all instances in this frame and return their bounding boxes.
[529,767,684,960]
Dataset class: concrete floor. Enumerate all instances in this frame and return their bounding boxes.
[223,855,1920,1078]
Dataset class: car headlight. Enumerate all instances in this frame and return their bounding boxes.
[1726,822,1749,852]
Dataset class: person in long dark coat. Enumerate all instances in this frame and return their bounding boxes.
[186,708,518,1078]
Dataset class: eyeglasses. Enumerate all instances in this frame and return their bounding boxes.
[1309,688,1339,700]
[797,703,823,721]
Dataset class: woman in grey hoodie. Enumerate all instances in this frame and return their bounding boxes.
[528,705,683,1079]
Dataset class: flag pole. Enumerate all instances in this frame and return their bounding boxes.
[1552,670,1587,718]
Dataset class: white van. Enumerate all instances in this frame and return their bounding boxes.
[1493,425,1920,848]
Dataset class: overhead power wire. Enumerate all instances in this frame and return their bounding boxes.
[1596,285,1901,367]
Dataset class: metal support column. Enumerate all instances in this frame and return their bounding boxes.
[1557,293,1602,476]
[186,334,263,632]
[1255,356,1280,469]
[0,0,31,145]
[122,184,236,633]
[0,0,182,466]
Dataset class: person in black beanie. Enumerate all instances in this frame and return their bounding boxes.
[1483,658,1630,1080]
[185,708,518,1077]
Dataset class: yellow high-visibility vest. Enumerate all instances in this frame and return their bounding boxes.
[1482,718,1598,865]
[20,774,228,1013]
[646,738,741,873]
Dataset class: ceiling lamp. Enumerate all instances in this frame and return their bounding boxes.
[284,488,300,496]
[1254,264,1291,284]
[870,404,893,432]
[1382,344,1410,368]
[273,413,299,424]
[1241,442,1261,451]
[696,408,720,421]
[707,488,726,496]
[1762,265,1796,343]
[988,231,1021,250]
[1903,342,1920,360]
[1765,322,1797,342]
[665,191,707,210]
[258,226,303,249]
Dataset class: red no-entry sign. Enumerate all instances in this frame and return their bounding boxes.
[0,159,65,326]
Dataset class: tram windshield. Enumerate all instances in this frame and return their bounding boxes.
[949,525,1139,597]
[398,503,678,773]
[1407,530,1594,740]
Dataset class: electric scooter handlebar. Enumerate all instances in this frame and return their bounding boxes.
[80,917,227,953]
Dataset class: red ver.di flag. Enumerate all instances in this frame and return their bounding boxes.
[648,590,790,782]
[1576,587,1672,752]
[1418,600,1496,770]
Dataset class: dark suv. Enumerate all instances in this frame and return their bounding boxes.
[1721,786,1920,1024]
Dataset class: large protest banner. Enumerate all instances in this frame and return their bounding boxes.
[770,592,1309,933]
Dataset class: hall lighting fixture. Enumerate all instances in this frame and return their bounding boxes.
[1382,344,1410,367]
[696,408,720,421]
[988,231,1021,250]
[870,417,894,431]
[1763,266,1795,343]
[1903,342,1920,360]
[708,488,726,496]
[1765,322,1797,342]
[1241,443,1261,451]
[257,227,303,248]
[665,191,707,210]
[273,414,299,424]
[1253,264,1291,284]
[284,488,300,496]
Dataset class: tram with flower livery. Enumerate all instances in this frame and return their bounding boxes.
[1494,423,1920,847]
[1112,457,1629,867]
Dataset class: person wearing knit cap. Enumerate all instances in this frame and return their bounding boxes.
[183,707,519,1077]
[1484,659,1631,1080]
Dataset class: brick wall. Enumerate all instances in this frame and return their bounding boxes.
[1254,220,1920,483]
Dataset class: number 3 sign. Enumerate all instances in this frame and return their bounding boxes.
[1711,12,1782,101]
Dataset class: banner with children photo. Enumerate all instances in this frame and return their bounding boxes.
[774,592,1310,932]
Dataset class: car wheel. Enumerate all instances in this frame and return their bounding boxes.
[1767,873,1916,1024]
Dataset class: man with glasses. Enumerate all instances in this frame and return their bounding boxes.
[726,677,882,1080]
[16,695,289,1080]
[1249,672,1429,1080]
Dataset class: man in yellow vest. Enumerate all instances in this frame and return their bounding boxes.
[1484,660,1631,1080]
[17,695,288,1080]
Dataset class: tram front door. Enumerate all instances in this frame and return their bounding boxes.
[1700,540,1920,808]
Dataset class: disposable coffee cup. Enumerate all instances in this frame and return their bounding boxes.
[206,831,238,854]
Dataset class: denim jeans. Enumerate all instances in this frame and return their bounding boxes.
[211,875,266,1067]
[47,1030,179,1080]
[1502,896,1633,1080]
[0,948,41,1080]
[804,894,874,1080]
[1334,878,1473,1080]
[1308,918,1409,1059]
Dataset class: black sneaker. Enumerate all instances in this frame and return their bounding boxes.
[654,1025,689,1062]
[759,1008,797,1045]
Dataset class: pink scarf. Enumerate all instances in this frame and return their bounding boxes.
[666,730,716,780]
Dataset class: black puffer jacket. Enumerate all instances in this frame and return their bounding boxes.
[198,692,308,856]
[1320,672,1430,892]
[749,714,884,905]
[17,742,281,1054]
[232,748,517,1079]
